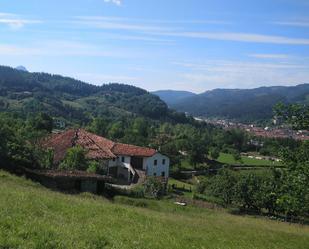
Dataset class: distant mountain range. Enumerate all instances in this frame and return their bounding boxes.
[153,84,309,122]
[2,65,308,124]
[151,90,196,106]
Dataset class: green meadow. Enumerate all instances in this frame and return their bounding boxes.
[0,170,308,249]
[216,153,283,167]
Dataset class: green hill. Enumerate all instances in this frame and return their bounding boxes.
[0,65,174,124]
[1,170,308,249]
[170,84,309,122]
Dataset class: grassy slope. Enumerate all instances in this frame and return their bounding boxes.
[0,171,308,249]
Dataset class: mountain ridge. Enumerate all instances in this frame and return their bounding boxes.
[156,84,309,122]
[0,65,189,124]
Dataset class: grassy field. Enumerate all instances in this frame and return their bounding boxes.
[0,170,308,249]
[180,153,282,171]
[217,153,283,167]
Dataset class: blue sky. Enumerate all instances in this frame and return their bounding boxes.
[0,0,309,93]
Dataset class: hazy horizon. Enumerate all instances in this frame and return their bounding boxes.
[1,0,309,93]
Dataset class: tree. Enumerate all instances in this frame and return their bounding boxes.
[210,147,220,160]
[59,146,87,170]
[207,168,238,206]
[30,113,53,132]
[108,121,125,140]
[277,142,309,218]
[274,102,309,130]
[33,148,54,169]
[235,173,264,212]
[187,134,208,167]
[273,103,309,218]
[88,117,109,136]
[232,150,242,162]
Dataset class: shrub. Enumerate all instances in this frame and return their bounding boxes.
[59,146,87,170]
[210,147,220,160]
[143,177,165,199]
[87,161,100,174]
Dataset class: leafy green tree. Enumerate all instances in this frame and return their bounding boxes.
[33,148,54,169]
[232,150,242,162]
[277,142,309,218]
[59,146,87,170]
[88,117,109,136]
[30,113,53,132]
[274,102,309,130]
[235,173,264,212]
[108,121,125,140]
[207,168,238,206]
[188,135,208,168]
[209,147,220,160]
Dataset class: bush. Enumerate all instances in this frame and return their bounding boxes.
[87,161,100,174]
[59,146,87,170]
[143,177,165,199]
[210,147,220,160]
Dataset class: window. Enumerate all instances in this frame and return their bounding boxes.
[122,157,125,163]
[154,159,157,166]
[161,171,165,177]
[153,173,157,176]
[112,158,116,162]
[162,159,166,165]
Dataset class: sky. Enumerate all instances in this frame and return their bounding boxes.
[0,0,309,93]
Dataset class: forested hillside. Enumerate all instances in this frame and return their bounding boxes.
[169,84,309,122]
[0,66,187,124]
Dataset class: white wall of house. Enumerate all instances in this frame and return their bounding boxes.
[108,156,133,182]
[143,153,169,178]
[107,153,170,180]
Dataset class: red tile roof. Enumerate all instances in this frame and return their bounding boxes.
[112,143,156,157]
[42,129,157,164]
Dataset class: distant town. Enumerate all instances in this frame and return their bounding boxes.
[194,117,309,141]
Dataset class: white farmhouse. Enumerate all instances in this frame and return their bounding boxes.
[43,129,169,184]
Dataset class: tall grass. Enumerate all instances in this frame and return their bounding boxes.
[0,170,308,249]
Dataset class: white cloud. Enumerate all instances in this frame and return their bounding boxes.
[274,21,309,27]
[248,54,290,59]
[157,31,309,45]
[74,16,171,32]
[0,13,41,29]
[104,0,122,6]
[72,16,309,45]
[0,44,41,56]
[0,41,140,58]
[173,60,309,91]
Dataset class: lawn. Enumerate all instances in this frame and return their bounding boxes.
[217,153,283,167]
[0,170,308,249]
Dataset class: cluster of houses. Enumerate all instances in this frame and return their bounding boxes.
[196,118,309,141]
[38,129,170,193]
